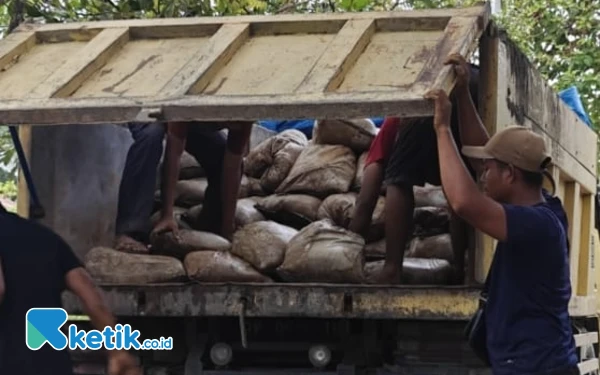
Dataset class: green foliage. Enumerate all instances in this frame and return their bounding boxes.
[496,0,600,130]
[0,179,17,200]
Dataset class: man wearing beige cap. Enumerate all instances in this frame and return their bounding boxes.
[426,55,578,375]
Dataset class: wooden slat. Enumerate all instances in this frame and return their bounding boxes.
[413,15,485,94]
[294,19,375,94]
[29,28,130,99]
[160,23,250,97]
[16,125,31,219]
[565,182,583,293]
[575,332,598,347]
[579,358,599,374]
[18,6,489,33]
[0,31,37,72]
[578,193,595,296]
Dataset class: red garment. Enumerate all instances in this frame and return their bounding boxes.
[364,117,402,168]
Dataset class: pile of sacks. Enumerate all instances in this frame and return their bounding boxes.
[85,120,455,285]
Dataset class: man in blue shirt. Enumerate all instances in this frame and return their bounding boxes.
[426,54,578,375]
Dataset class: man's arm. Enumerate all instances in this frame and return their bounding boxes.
[220,123,252,241]
[427,89,507,242]
[445,54,490,175]
[158,122,188,224]
[65,268,116,329]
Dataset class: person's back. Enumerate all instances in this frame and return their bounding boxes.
[486,191,577,374]
[0,207,81,374]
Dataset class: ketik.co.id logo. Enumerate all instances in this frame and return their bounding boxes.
[26,308,172,350]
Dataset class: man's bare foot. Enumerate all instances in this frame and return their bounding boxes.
[114,235,149,254]
[371,263,402,285]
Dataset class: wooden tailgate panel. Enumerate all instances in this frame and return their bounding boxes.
[0,4,489,124]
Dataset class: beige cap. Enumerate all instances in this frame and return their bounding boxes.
[461,125,552,172]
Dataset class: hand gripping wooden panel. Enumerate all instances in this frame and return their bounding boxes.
[0,3,490,125]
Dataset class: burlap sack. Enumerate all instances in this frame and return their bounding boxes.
[353,152,368,191]
[231,221,298,272]
[174,178,208,207]
[277,220,365,283]
[255,194,322,229]
[184,251,272,283]
[406,234,453,263]
[317,193,357,228]
[239,175,266,198]
[179,151,205,180]
[413,206,450,237]
[85,247,187,284]
[312,119,377,153]
[244,130,308,192]
[364,238,386,259]
[364,258,452,285]
[235,198,266,228]
[275,145,356,197]
[414,184,448,208]
[151,229,231,259]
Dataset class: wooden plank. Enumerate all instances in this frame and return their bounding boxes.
[0,31,37,72]
[578,193,595,296]
[16,125,31,218]
[29,28,130,99]
[565,182,583,293]
[18,6,489,33]
[160,23,250,97]
[413,14,487,95]
[575,332,598,347]
[579,358,599,375]
[294,19,376,93]
[569,295,598,317]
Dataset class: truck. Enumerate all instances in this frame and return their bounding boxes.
[2,2,599,374]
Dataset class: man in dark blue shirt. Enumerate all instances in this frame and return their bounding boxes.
[0,203,141,375]
[426,54,578,375]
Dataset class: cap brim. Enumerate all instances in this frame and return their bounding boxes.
[461,146,492,159]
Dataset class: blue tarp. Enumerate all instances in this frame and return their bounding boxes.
[559,86,592,128]
[257,117,386,139]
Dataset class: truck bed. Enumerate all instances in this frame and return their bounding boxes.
[62,283,480,320]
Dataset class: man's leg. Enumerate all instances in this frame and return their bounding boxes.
[115,123,165,253]
[184,126,227,235]
[349,162,384,238]
[375,119,437,284]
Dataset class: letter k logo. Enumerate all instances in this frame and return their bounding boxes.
[26,308,69,350]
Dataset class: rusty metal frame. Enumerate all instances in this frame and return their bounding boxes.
[62,283,481,320]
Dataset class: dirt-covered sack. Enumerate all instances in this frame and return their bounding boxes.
[231,221,298,272]
[364,258,452,285]
[173,178,208,207]
[364,238,385,259]
[414,184,448,208]
[277,220,365,283]
[150,206,191,230]
[151,229,231,259]
[239,175,266,198]
[85,247,187,284]
[353,152,368,191]
[275,145,356,197]
[349,195,386,242]
[413,206,450,237]
[405,234,453,263]
[184,251,272,283]
[244,130,308,192]
[255,194,322,229]
[179,151,205,180]
[312,119,377,153]
[235,198,266,228]
[317,193,357,228]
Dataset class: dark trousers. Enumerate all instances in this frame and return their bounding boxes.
[115,123,226,240]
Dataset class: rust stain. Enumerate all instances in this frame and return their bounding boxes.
[102,54,159,95]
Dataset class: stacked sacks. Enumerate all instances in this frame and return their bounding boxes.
[85,122,456,285]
